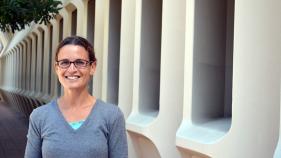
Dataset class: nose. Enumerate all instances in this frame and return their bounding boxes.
[68,62,78,71]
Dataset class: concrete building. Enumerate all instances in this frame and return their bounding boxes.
[0,0,281,157]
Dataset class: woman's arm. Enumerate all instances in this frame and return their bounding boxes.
[24,110,42,158]
[108,108,128,158]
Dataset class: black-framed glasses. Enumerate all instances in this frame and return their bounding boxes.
[56,59,92,69]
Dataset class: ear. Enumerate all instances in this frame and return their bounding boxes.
[90,61,97,75]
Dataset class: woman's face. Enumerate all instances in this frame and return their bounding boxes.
[55,44,96,91]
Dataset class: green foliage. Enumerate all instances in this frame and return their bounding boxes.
[0,0,62,33]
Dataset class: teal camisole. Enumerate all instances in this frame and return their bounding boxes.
[69,120,85,130]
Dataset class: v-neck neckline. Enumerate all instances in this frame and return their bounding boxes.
[53,99,99,133]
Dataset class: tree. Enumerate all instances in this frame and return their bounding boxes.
[0,0,62,33]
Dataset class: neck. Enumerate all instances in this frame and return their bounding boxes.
[59,88,94,108]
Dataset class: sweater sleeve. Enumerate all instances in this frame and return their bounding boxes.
[24,109,42,158]
[108,108,128,158]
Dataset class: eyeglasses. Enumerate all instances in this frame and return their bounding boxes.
[56,59,93,69]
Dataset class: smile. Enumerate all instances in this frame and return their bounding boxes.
[65,76,81,80]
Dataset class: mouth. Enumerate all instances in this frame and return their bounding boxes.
[65,75,81,80]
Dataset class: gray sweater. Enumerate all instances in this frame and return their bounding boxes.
[24,99,128,158]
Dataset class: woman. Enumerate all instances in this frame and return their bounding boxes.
[25,36,128,158]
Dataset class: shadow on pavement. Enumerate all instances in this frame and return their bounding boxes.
[0,101,28,158]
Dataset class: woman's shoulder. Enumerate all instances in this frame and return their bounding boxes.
[96,99,121,111]
[95,99,124,119]
[29,100,56,119]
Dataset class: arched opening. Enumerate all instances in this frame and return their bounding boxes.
[139,0,162,115]
[57,18,64,96]
[71,9,77,36]
[87,0,96,94]
[38,28,45,93]
[34,33,38,92]
[27,37,32,91]
[48,25,53,95]
[107,0,122,104]
[191,0,234,131]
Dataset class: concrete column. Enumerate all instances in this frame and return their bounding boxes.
[25,37,32,94]
[125,0,186,157]
[50,19,60,98]
[20,42,27,94]
[71,0,88,37]
[41,25,51,102]
[6,54,11,89]
[118,0,138,157]
[176,0,281,158]
[59,8,71,38]
[18,44,23,92]
[92,0,109,99]
[29,34,37,94]
[14,45,19,91]
[65,2,77,36]
[33,29,43,95]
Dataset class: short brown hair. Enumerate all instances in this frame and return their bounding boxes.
[55,36,97,62]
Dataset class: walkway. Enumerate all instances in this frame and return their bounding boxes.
[0,101,28,158]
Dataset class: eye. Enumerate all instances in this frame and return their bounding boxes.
[58,59,70,67]
[75,59,87,67]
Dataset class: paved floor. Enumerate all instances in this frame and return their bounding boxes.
[0,101,28,158]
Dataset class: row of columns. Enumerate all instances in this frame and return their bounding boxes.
[0,0,281,157]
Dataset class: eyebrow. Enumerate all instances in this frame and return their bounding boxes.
[57,58,89,61]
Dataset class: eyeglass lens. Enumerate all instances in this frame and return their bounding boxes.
[57,59,90,68]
